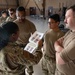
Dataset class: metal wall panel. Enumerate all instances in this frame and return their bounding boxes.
[0,0,17,9]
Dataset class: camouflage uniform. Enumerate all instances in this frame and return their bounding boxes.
[14,19,37,75]
[6,16,16,22]
[41,29,64,75]
[0,16,7,26]
[0,42,42,75]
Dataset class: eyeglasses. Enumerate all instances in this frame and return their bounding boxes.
[48,22,56,25]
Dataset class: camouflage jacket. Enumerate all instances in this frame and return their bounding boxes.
[0,42,42,75]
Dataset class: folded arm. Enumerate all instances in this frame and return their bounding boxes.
[55,37,65,64]
[54,37,64,53]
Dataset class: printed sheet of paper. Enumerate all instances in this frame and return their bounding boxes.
[24,31,43,54]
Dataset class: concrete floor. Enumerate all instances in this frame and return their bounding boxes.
[26,16,48,33]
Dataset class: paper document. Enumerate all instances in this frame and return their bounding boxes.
[24,31,43,54]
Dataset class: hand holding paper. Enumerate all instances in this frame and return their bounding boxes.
[24,31,44,54]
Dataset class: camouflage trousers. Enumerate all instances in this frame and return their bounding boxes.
[0,69,25,75]
[0,67,33,75]
[26,66,33,75]
[41,56,56,75]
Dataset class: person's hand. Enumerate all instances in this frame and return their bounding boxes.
[57,37,64,46]
[38,39,43,49]
[54,37,64,52]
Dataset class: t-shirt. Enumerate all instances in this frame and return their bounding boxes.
[57,30,75,75]
[43,29,64,59]
[14,18,36,46]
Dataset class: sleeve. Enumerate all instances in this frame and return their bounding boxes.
[13,46,42,66]
[23,48,42,74]
[30,22,36,34]
[60,40,75,62]
[23,48,42,65]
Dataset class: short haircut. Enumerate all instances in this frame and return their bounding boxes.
[0,27,9,50]
[8,8,15,12]
[16,6,25,12]
[49,14,60,22]
[0,22,19,50]
[1,10,7,15]
[67,4,75,13]
[2,22,19,36]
